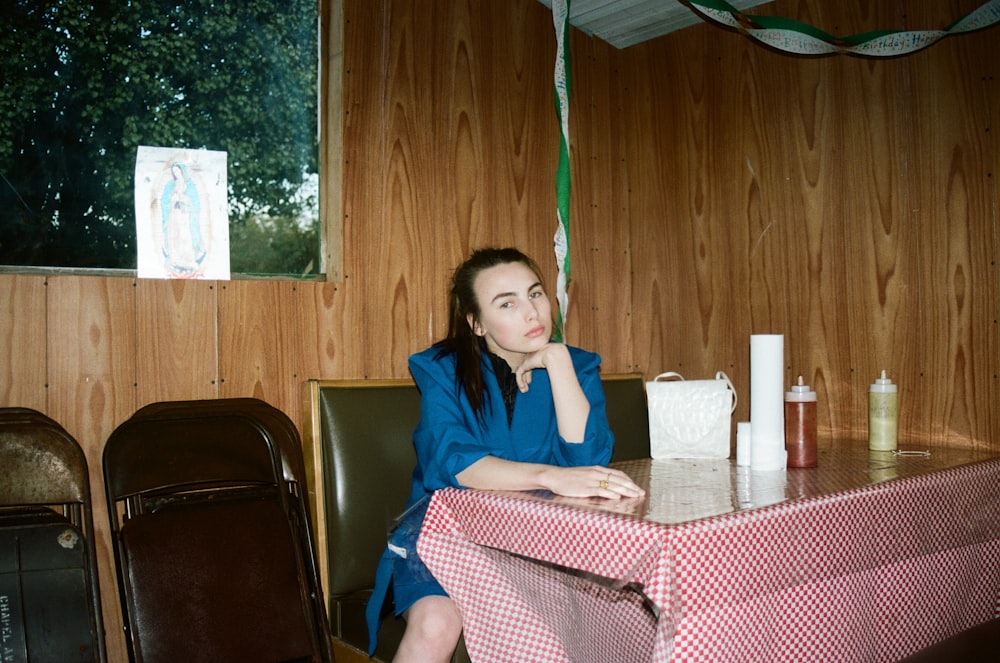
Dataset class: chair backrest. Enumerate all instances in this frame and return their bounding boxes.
[302,380,420,601]
[103,398,331,663]
[0,408,106,663]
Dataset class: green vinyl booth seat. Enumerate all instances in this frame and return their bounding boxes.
[301,373,649,661]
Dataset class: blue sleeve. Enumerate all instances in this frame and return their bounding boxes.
[552,347,614,467]
[409,349,492,491]
[408,345,615,494]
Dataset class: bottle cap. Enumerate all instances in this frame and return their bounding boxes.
[870,369,897,393]
[785,375,817,402]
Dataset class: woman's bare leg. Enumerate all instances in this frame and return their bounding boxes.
[393,595,463,663]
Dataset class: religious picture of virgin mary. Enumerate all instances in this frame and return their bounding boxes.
[135,146,230,280]
[161,162,206,276]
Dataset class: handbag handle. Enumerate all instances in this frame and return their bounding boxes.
[652,371,738,414]
[715,371,738,413]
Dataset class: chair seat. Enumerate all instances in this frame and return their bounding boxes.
[331,592,405,661]
[121,494,316,663]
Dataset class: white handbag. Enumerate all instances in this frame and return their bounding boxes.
[646,371,737,459]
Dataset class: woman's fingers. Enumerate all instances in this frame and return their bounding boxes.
[593,467,645,499]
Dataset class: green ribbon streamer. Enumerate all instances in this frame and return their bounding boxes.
[553,0,571,342]
[689,0,1000,56]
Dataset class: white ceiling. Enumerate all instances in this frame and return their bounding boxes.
[537,0,774,50]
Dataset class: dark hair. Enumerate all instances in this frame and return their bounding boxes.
[435,247,546,418]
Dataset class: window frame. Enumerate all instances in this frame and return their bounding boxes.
[0,0,342,283]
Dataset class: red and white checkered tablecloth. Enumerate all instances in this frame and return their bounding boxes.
[417,443,1000,662]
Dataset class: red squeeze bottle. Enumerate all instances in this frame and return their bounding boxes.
[785,375,818,468]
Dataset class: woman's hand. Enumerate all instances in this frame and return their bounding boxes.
[540,465,645,500]
[514,342,565,392]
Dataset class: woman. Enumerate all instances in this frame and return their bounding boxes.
[366,247,644,662]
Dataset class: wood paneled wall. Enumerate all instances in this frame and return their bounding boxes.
[1,1,997,660]
[617,0,999,446]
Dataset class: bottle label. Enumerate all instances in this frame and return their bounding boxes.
[869,401,897,419]
[869,394,898,451]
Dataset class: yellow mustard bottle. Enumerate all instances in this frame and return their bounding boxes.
[868,370,898,451]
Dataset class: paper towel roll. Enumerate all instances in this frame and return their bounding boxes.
[750,334,787,471]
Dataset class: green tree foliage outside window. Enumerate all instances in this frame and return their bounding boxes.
[0,0,319,275]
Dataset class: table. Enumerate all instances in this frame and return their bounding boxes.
[417,442,1000,662]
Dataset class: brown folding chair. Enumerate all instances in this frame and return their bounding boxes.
[103,398,332,663]
[0,408,106,663]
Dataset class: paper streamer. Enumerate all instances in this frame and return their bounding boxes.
[750,334,786,471]
[689,0,1000,58]
[551,0,571,342]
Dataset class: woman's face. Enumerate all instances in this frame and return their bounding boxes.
[469,261,552,368]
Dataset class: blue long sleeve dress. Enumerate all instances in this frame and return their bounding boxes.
[365,343,614,654]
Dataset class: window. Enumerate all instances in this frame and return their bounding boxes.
[0,0,320,276]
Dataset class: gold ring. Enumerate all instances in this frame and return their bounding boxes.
[600,479,608,489]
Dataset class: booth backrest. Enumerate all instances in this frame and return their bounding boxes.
[300,372,649,606]
[302,379,418,658]
[303,380,421,601]
[602,372,650,463]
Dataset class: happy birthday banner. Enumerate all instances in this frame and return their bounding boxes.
[688,0,1000,57]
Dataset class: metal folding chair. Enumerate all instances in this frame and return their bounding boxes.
[0,408,106,663]
[103,398,332,663]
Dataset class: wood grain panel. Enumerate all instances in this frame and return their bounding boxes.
[341,0,570,369]
[295,280,346,383]
[45,275,135,663]
[566,34,634,373]
[45,275,138,441]
[475,0,559,258]
[340,0,387,378]
[738,40,878,435]
[368,0,438,377]
[427,0,565,341]
[620,41,680,382]
[906,33,998,446]
[321,0,345,281]
[619,0,998,445]
[135,278,219,406]
[218,280,300,422]
[670,29,750,385]
[0,274,47,411]
[430,0,488,307]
